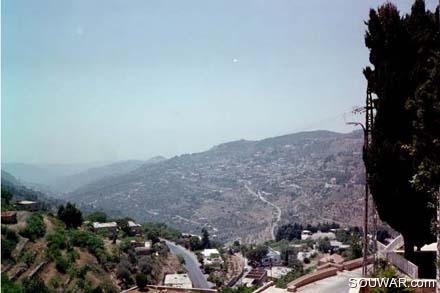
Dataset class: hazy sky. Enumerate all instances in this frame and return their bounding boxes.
[2,0,438,164]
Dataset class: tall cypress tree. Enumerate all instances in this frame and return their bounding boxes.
[363,0,439,259]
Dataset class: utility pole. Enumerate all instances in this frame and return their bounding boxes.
[347,121,369,277]
[437,187,440,293]
[347,88,375,277]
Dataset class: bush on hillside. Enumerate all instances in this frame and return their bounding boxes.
[20,214,46,241]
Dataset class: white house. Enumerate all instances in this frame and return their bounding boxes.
[301,230,312,240]
[164,274,192,289]
[261,248,281,266]
[202,248,224,266]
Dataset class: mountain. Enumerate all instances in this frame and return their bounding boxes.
[1,171,64,209]
[2,157,166,195]
[1,162,106,186]
[66,130,365,243]
[49,158,165,193]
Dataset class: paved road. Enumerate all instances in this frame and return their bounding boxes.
[296,268,363,293]
[165,240,211,289]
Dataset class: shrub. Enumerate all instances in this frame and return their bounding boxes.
[20,214,46,241]
[21,251,35,266]
[55,255,70,274]
[1,226,19,260]
[47,230,68,250]
[69,230,104,256]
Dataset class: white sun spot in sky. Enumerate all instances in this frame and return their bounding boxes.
[232,58,238,63]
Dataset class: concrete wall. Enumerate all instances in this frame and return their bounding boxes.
[287,267,339,292]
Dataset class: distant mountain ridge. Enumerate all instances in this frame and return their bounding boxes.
[50,157,165,193]
[65,130,365,243]
[2,157,167,194]
[1,171,64,209]
[1,162,109,186]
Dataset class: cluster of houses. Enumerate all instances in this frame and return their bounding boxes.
[237,229,354,287]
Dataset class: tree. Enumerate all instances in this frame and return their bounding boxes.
[58,202,83,229]
[363,0,439,259]
[136,273,149,290]
[317,237,331,253]
[201,228,211,249]
[347,235,363,260]
[246,245,268,263]
[86,211,108,223]
[189,236,202,251]
[116,264,133,287]
[1,189,13,209]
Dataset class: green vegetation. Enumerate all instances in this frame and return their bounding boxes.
[274,269,307,289]
[58,202,83,229]
[346,234,363,260]
[370,261,413,292]
[245,245,268,263]
[363,0,440,258]
[142,222,181,243]
[1,226,19,260]
[280,246,303,269]
[85,211,108,223]
[1,189,14,210]
[221,285,258,293]
[69,229,105,257]
[201,228,212,249]
[317,237,331,253]
[136,272,149,290]
[20,213,46,241]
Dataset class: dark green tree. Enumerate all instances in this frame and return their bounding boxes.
[363,0,439,259]
[347,234,363,260]
[136,273,149,290]
[58,202,83,229]
[246,245,268,263]
[317,237,331,253]
[86,211,108,223]
[1,189,13,209]
[189,236,202,251]
[201,228,211,249]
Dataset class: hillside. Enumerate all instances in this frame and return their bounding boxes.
[49,159,163,193]
[2,157,166,195]
[1,210,183,292]
[65,130,366,243]
[1,171,64,210]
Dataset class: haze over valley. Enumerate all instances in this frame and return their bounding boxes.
[2,130,365,243]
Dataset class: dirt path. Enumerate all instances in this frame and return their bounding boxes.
[245,184,282,240]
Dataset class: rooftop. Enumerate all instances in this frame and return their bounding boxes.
[16,200,37,205]
[92,222,118,229]
[164,274,193,289]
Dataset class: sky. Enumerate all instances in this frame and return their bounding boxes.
[2,0,438,164]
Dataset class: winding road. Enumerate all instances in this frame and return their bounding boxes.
[245,184,282,240]
[164,240,211,289]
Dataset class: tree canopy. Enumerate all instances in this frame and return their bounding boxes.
[58,202,83,229]
[363,0,439,257]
